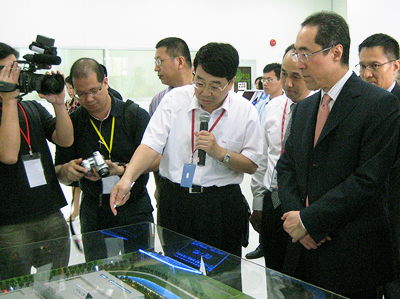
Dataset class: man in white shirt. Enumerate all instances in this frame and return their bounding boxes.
[111,43,262,259]
[250,44,313,271]
[149,37,193,116]
[255,63,283,124]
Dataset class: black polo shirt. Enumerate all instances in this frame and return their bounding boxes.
[55,97,152,214]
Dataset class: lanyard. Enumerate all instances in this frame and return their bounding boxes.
[90,116,115,160]
[0,104,33,155]
[280,99,289,155]
[191,109,225,161]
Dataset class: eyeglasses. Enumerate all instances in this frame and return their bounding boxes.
[192,80,231,92]
[261,78,276,83]
[154,57,176,66]
[291,45,336,63]
[74,83,103,100]
[355,60,395,73]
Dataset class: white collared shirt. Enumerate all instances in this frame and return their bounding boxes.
[251,91,316,210]
[142,85,263,187]
[388,81,396,92]
[322,69,353,109]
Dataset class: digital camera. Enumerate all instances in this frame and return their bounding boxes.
[81,151,110,178]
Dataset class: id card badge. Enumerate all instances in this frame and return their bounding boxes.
[21,152,47,188]
[102,175,120,194]
[180,163,196,188]
[270,167,278,192]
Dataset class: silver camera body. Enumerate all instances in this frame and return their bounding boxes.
[81,151,110,178]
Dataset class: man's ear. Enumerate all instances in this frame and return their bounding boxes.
[177,56,185,70]
[103,76,109,89]
[331,44,343,63]
[392,60,400,75]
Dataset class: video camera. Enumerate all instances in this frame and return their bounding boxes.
[0,35,65,97]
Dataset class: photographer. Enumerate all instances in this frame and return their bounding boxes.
[55,58,154,262]
[0,42,73,280]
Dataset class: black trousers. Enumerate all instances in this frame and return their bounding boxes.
[158,178,246,291]
[80,193,153,262]
[261,190,288,272]
[158,178,246,256]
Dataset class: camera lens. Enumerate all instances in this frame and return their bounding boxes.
[37,73,65,95]
[97,167,110,178]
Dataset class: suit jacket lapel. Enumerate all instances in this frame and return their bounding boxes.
[314,73,361,147]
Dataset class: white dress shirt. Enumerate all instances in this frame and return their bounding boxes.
[251,94,289,210]
[142,85,263,187]
[251,90,317,210]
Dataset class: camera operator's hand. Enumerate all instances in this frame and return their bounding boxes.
[38,71,65,106]
[56,158,87,185]
[0,61,20,102]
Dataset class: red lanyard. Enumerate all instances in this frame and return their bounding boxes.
[0,103,32,155]
[191,109,225,157]
[280,99,288,155]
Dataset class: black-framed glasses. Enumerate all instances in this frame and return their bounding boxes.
[291,45,336,62]
[74,83,103,100]
[355,60,396,73]
[192,80,231,92]
[154,57,176,66]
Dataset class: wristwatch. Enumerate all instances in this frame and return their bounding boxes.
[222,149,231,164]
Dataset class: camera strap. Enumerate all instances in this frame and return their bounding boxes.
[90,116,115,160]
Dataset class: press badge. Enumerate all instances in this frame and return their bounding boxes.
[102,175,120,194]
[22,153,47,188]
[180,163,196,188]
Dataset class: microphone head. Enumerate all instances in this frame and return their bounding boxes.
[199,112,210,123]
[23,54,62,66]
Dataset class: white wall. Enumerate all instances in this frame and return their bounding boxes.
[0,0,335,76]
[3,0,400,77]
[347,0,400,70]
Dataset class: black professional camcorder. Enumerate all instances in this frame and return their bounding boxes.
[0,35,64,97]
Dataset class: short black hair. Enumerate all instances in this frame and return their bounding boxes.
[193,42,239,82]
[65,76,72,85]
[359,33,399,60]
[70,58,106,86]
[301,11,350,66]
[0,42,19,60]
[263,63,282,80]
[284,44,295,58]
[156,37,192,68]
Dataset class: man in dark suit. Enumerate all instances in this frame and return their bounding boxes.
[358,33,400,98]
[358,33,400,297]
[277,11,400,299]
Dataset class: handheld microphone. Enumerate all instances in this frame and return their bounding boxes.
[23,54,62,66]
[198,112,210,166]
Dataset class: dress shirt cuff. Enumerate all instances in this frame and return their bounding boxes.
[299,211,307,230]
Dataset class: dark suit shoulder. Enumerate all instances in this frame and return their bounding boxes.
[354,74,397,101]
[391,82,400,101]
